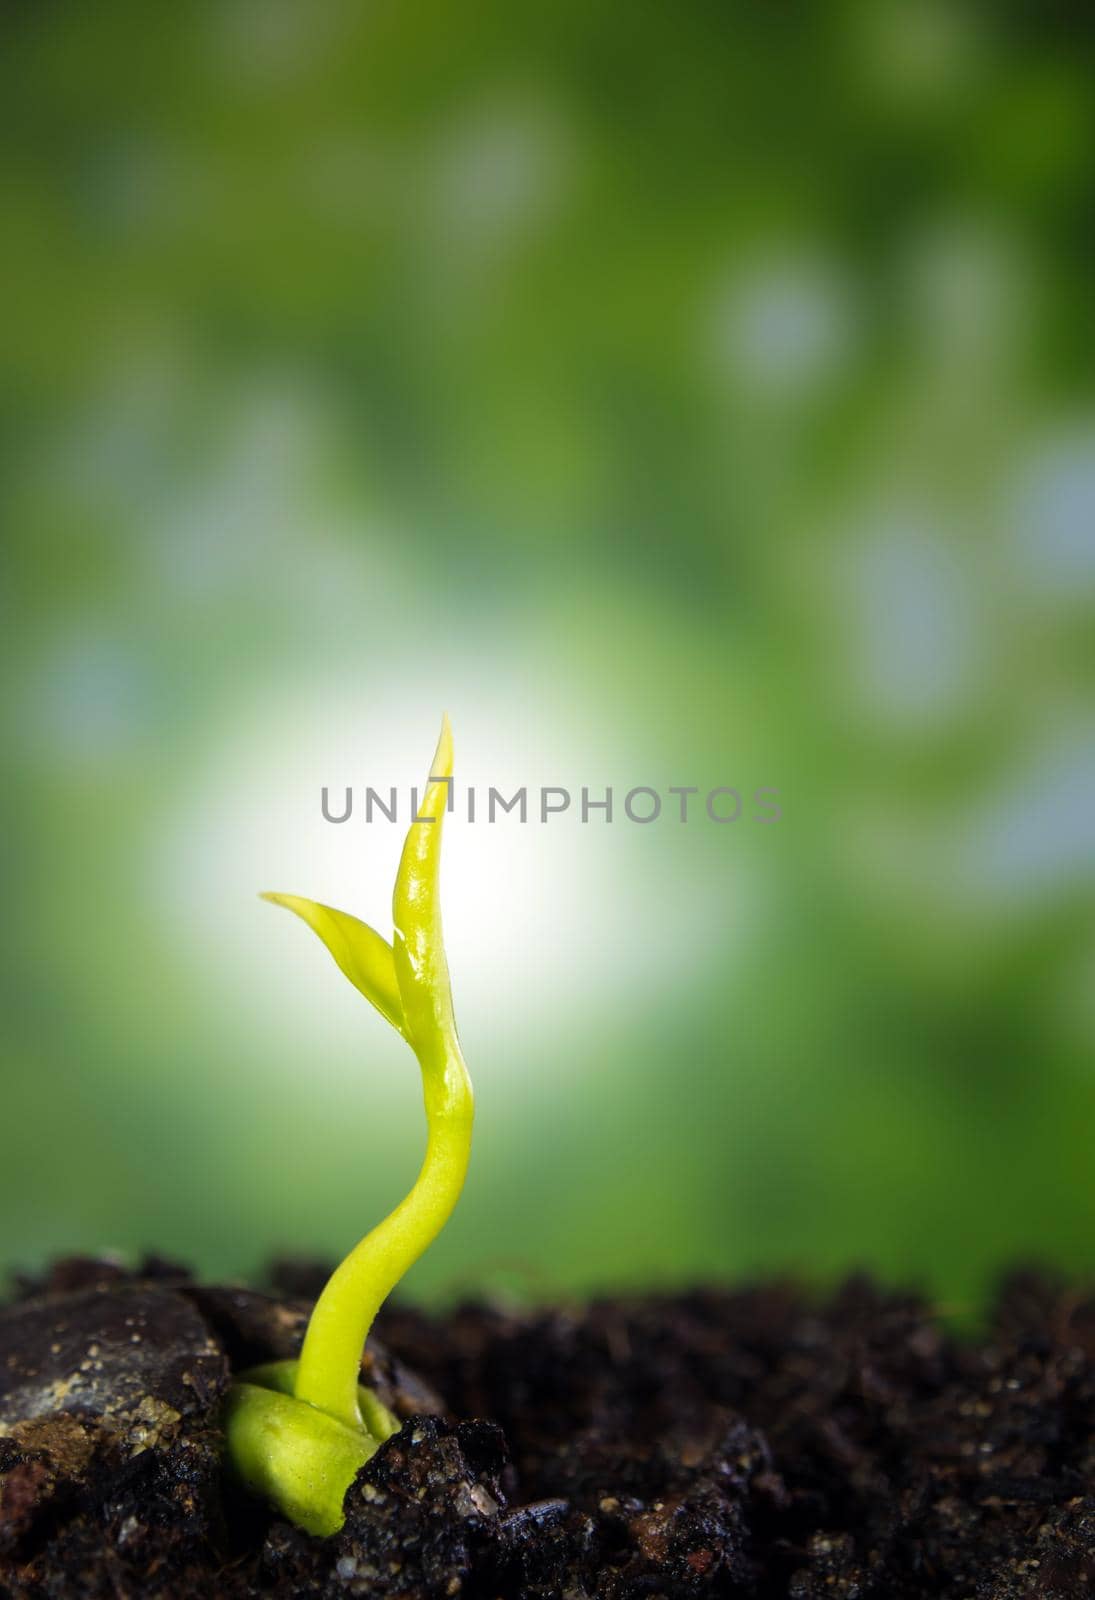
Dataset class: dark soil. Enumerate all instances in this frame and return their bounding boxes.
[2,1257,1094,1597]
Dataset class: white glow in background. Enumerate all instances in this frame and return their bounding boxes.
[155,664,745,1110]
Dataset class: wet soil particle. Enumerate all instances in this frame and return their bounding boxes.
[1,1259,1094,1597]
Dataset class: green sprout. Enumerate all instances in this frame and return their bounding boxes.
[223,715,473,1536]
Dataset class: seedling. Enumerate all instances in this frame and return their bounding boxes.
[224,716,473,1535]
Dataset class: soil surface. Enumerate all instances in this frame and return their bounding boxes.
[1,1257,1093,1597]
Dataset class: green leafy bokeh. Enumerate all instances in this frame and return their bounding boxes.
[2,1,1093,1312]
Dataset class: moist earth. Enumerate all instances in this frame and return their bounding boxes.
[1,1257,1093,1597]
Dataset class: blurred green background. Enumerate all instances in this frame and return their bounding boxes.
[2,1,1093,1313]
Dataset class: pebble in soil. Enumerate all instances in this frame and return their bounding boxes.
[0,1257,1094,1596]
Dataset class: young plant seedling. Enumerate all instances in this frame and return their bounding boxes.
[224,716,473,1535]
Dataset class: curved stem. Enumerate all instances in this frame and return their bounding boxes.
[293,1035,472,1429]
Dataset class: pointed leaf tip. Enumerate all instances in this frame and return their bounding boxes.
[433,714,453,782]
[263,891,405,1036]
